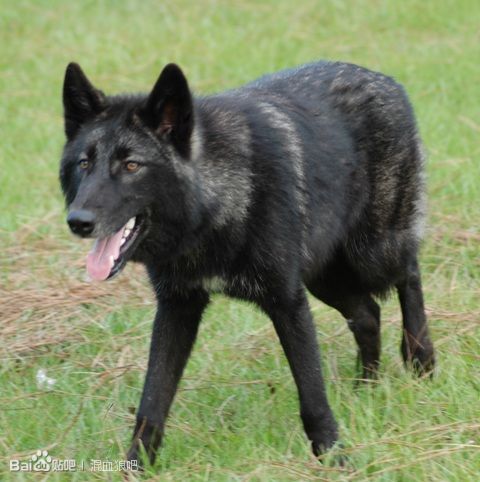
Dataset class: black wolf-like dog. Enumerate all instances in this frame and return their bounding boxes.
[60,60,435,466]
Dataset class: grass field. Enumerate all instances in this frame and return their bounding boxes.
[1,0,479,480]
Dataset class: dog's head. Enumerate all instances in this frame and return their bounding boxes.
[60,63,202,281]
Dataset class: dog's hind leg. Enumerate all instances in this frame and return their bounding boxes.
[127,288,209,468]
[260,288,339,456]
[344,296,381,380]
[306,255,381,381]
[309,283,381,380]
[396,256,435,375]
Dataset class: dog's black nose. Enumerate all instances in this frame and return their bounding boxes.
[67,209,96,236]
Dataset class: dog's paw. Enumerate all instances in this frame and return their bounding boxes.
[308,423,339,458]
[402,337,435,377]
[125,444,145,473]
[312,440,350,468]
[412,350,435,377]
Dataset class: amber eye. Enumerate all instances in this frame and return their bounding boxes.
[78,158,90,170]
[125,161,140,172]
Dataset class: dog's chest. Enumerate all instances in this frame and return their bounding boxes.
[202,276,228,293]
[201,273,265,301]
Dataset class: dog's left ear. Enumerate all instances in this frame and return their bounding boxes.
[140,64,194,158]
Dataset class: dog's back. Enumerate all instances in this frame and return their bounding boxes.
[190,61,425,297]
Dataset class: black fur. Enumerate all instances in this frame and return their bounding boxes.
[60,60,435,467]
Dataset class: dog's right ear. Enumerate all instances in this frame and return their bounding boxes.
[63,63,105,140]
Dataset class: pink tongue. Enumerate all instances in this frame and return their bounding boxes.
[86,226,126,281]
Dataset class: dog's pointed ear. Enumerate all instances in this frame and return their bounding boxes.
[63,62,106,140]
[140,63,194,158]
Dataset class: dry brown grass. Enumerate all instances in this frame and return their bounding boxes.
[1,212,152,365]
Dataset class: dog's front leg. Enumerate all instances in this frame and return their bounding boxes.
[260,288,339,456]
[127,288,209,468]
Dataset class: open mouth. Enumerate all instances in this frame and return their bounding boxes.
[86,215,145,281]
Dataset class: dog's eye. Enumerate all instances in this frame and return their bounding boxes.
[124,161,140,172]
[78,159,90,170]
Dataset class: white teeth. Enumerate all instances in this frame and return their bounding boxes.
[109,255,114,267]
[120,217,135,250]
[126,217,135,230]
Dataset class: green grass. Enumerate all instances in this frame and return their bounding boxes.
[1,0,479,480]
